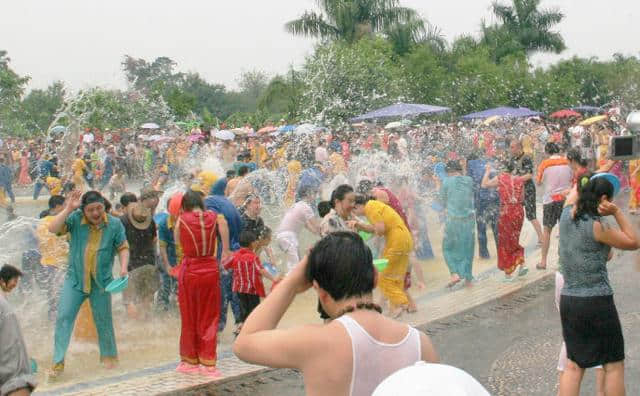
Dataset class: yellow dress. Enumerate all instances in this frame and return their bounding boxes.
[329,152,347,174]
[46,176,62,196]
[72,158,86,191]
[197,170,218,194]
[363,200,413,307]
[285,160,302,207]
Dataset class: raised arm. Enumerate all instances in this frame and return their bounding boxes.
[594,201,640,250]
[48,189,81,234]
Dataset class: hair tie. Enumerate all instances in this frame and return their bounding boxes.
[580,177,589,187]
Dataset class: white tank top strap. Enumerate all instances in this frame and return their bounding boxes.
[336,314,422,396]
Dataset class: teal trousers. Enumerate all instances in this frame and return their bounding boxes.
[53,277,117,364]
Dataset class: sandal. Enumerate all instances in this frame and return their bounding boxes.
[536,264,547,270]
[518,266,529,277]
[176,362,200,374]
[200,366,223,378]
[47,362,64,380]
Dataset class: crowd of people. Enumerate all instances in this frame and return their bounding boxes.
[1,107,639,395]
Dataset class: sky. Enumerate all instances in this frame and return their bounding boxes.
[2,0,638,92]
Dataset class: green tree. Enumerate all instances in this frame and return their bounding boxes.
[0,50,31,135]
[20,81,66,132]
[483,0,565,61]
[285,0,420,43]
[300,38,407,126]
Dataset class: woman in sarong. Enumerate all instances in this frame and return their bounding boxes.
[352,196,413,318]
[18,151,32,185]
[173,189,231,377]
[482,161,529,281]
[439,160,475,288]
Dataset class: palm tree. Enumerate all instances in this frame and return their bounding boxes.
[486,0,565,57]
[285,0,421,44]
[385,18,445,56]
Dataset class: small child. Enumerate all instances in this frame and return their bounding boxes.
[223,230,281,333]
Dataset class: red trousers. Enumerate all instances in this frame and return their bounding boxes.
[178,257,221,366]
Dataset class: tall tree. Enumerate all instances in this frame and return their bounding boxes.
[0,50,31,135]
[20,81,66,132]
[483,0,565,60]
[285,0,420,43]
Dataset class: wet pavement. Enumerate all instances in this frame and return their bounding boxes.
[197,250,640,396]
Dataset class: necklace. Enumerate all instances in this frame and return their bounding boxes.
[335,301,382,318]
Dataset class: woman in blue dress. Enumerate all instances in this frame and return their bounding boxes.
[439,160,475,288]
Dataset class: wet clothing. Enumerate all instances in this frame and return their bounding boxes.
[467,159,499,257]
[558,205,622,368]
[0,293,37,396]
[363,200,413,306]
[496,174,525,274]
[440,176,475,281]
[336,314,421,396]
[511,154,537,220]
[52,211,127,365]
[223,248,265,297]
[120,216,156,271]
[176,210,221,367]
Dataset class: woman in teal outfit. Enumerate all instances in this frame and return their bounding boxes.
[439,160,476,288]
[46,190,130,378]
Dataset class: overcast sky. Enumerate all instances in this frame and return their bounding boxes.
[2,0,638,92]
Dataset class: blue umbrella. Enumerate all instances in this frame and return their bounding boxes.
[461,106,542,120]
[50,125,66,134]
[571,105,603,114]
[277,125,297,133]
[351,103,451,122]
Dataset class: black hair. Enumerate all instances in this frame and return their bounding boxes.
[545,142,560,155]
[238,165,249,177]
[81,191,105,211]
[329,184,354,209]
[120,192,138,208]
[501,159,515,173]
[259,225,272,241]
[297,185,317,200]
[446,159,462,172]
[48,195,65,210]
[239,229,258,248]
[0,264,22,283]
[354,194,373,206]
[104,198,112,213]
[567,148,581,163]
[226,169,236,179]
[306,232,375,301]
[318,201,332,218]
[574,175,613,222]
[356,179,374,195]
[182,189,205,212]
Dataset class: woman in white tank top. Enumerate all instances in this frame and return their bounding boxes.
[233,232,439,396]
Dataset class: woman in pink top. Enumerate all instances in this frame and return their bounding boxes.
[275,186,321,272]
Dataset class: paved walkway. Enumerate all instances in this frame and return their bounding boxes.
[35,221,559,395]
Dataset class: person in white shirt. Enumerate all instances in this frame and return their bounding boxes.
[234,232,438,396]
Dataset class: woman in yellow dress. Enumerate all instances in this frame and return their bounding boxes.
[71,154,86,192]
[352,196,413,317]
[284,158,302,207]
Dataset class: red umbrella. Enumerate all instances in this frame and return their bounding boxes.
[550,109,581,119]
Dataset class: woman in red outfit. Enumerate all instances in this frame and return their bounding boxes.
[482,161,529,281]
[173,189,231,377]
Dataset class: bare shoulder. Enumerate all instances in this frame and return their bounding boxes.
[418,330,439,363]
